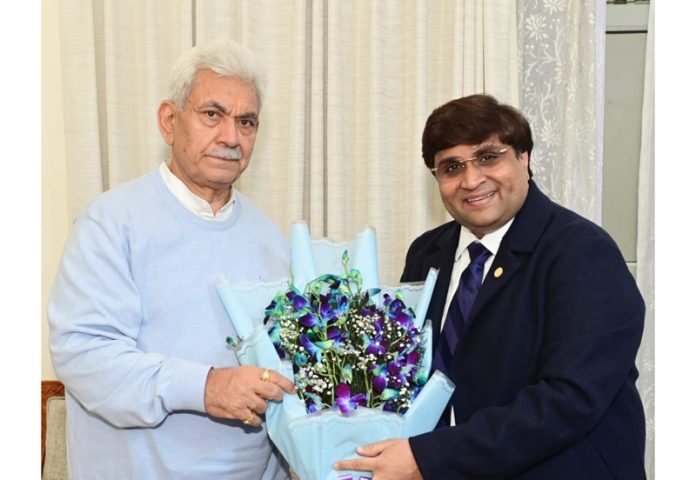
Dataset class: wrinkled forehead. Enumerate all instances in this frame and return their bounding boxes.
[187,70,260,110]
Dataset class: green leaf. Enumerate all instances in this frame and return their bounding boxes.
[350,269,363,284]
[314,362,329,374]
[380,388,400,401]
[314,339,335,350]
[415,369,428,387]
[366,287,381,297]
[293,351,308,366]
[304,391,325,408]
[341,364,353,383]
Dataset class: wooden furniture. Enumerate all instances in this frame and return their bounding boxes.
[41,381,65,472]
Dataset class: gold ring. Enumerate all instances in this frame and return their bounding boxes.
[261,368,271,382]
[242,414,254,425]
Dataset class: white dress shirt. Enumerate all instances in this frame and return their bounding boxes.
[158,160,235,221]
[441,218,514,329]
[442,219,513,425]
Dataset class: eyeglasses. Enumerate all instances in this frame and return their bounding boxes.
[429,146,511,182]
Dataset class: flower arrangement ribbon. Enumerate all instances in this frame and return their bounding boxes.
[215,222,454,480]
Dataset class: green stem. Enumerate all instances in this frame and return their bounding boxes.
[326,350,338,404]
[364,367,373,407]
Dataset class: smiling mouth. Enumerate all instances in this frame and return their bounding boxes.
[465,191,495,203]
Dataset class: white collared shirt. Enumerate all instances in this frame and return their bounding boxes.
[441,218,514,329]
[442,218,513,426]
[158,160,235,221]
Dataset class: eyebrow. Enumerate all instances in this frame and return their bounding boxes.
[199,101,258,120]
[472,143,505,154]
[438,156,463,165]
[197,101,227,113]
[437,144,505,164]
[237,112,259,121]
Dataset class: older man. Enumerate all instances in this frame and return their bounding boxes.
[336,94,646,479]
[49,40,295,479]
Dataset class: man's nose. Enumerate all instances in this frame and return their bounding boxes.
[457,162,485,189]
[218,118,240,146]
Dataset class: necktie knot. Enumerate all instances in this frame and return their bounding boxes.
[467,241,491,266]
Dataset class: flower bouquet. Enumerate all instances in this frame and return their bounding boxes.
[215,223,454,480]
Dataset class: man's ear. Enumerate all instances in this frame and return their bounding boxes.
[518,151,530,179]
[157,100,177,146]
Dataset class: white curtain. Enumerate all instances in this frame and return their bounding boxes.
[59,1,191,217]
[636,2,655,478]
[518,0,603,222]
[59,0,520,284]
[59,0,608,284]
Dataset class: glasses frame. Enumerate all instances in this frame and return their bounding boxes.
[429,146,511,180]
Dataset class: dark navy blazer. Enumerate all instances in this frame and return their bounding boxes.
[403,181,646,479]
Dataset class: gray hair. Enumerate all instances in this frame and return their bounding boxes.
[167,39,266,110]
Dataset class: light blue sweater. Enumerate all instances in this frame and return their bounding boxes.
[48,168,291,479]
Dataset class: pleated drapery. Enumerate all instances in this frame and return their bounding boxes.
[59,0,523,284]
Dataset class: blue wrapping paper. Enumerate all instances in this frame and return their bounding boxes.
[215,226,454,480]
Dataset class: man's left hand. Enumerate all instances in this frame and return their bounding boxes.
[333,438,423,480]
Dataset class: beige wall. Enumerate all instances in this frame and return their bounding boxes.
[42,0,68,380]
[602,3,649,279]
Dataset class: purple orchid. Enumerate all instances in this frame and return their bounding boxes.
[286,290,309,311]
[299,312,320,328]
[334,383,367,414]
[263,251,426,415]
[372,371,387,394]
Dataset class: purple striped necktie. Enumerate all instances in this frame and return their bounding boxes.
[432,241,492,379]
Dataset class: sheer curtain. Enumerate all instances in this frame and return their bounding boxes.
[636,2,655,478]
[518,0,603,222]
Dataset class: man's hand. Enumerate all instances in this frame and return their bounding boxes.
[204,366,296,427]
[333,438,423,480]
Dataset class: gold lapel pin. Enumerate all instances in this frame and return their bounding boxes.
[494,267,504,278]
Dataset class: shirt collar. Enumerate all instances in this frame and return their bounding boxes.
[159,160,235,221]
[454,217,515,262]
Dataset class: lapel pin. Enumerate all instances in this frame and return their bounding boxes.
[494,267,503,278]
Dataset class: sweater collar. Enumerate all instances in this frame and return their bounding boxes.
[159,160,235,222]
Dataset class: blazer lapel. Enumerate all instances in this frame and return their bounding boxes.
[467,247,521,325]
[421,223,460,347]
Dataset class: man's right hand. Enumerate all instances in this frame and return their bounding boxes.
[203,365,296,427]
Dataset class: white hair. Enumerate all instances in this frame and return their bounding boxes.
[167,39,266,110]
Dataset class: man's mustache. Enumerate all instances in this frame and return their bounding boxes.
[209,147,242,160]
